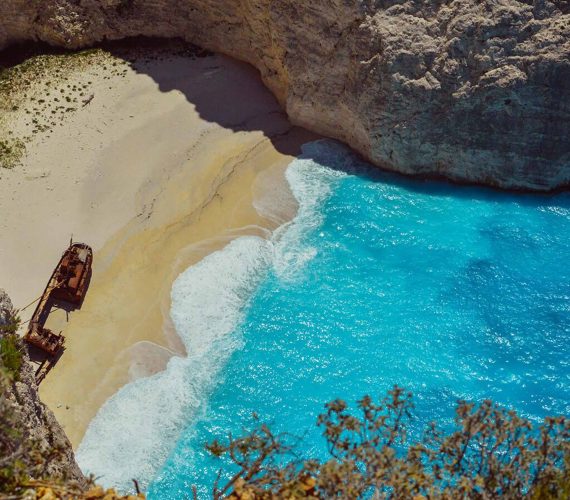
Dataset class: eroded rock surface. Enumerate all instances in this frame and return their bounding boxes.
[0,289,14,325]
[0,289,85,485]
[1,0,569,190]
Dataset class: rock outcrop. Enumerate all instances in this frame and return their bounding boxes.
[0,289,14,325]
[0,0,569,190]
[0,289,85,485]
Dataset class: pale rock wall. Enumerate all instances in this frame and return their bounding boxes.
[0,289,85,484]
[0,289,14,325]
[1,0,569,190]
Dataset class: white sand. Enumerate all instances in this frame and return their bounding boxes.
[0,47,316,446]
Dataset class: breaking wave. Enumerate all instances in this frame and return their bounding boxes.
[76,236,273,490]
[79,139,570,498]
[76,141,340,491]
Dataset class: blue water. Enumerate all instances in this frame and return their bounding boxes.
[141,141,570,498]
[76,140,570,496]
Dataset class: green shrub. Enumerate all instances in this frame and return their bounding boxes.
[0,334,23,380]
[0,311,22,380]
[0,138,25,169]
[0,370,30,495]
[0,369,85,498]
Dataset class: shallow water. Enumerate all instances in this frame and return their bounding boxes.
[78,140,570,496]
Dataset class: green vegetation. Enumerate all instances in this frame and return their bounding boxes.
[0,369,28,494]
[0,312,60,497]
[0,369,41,496]
[0,40,209,169]
[0,48,131,169]
[0,378,568,498]
[0,368,88,499]
[0,334,23,379]
[0,311,22,379]
[208,387,570,499]
[0,137,25,169]
[0,311,89,499]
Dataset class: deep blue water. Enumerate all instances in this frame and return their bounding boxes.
[144,141,570,498]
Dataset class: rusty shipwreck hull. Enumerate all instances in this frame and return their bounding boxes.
[50,243,93,305]
[24,242,93,358]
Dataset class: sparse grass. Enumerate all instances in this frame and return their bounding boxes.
[0,48,130,164]
[0,138,25,169]
[0,39,211,171]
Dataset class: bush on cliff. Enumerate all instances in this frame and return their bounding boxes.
[0,311,22,380]
[0,311,141,499]
[0,318,77,498]
[0,325,568,500]
[208,387,570,499]
[0,369,57,496]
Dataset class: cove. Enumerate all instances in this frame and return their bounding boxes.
[79,141,570,496]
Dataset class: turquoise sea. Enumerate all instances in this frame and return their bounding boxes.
[77,141,570,497]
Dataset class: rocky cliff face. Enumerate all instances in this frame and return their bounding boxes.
[0,289,85,485]
[1,0,569,190]
[0,289,14,325]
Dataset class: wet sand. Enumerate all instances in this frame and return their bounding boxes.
[0,46,315,446]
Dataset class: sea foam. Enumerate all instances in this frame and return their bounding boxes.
[78,139,570,497]
[149,139,570,498]
[273,141,347,280]
[76,236,272,490]
[76,141,341,491]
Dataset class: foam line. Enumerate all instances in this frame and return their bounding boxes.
[77,236,272,491]
[77,140,346,492]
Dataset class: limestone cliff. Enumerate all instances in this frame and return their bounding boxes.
[0,289,85,486]
[0,0,569,190]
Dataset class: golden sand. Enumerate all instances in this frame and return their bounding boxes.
[0,47,316,446]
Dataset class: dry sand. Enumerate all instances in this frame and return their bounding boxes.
[0,46,316,446]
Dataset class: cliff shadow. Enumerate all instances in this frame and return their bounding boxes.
[2,38,565,206]
[104,38,318,157]
[108,39,570,206]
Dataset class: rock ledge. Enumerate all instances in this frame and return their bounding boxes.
[0,0,569,190]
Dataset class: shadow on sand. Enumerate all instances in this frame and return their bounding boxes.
[104,38,569,206]
[104,38,318,157]
[3,38,567,218]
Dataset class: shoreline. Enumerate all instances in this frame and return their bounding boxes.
[0,44,317,446]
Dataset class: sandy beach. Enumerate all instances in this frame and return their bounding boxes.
[0,44,315,446]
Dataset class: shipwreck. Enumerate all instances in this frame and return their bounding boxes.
[24,242,92,381]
